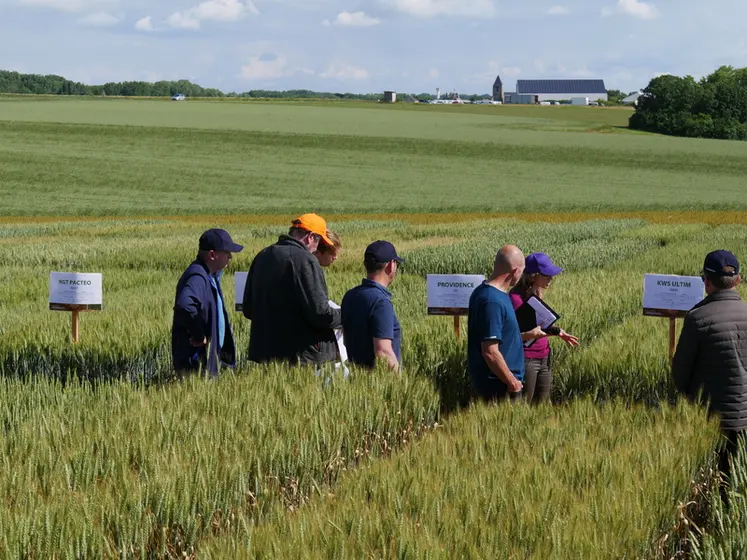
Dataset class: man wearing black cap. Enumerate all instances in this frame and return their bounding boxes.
[673,249,747,484]
[172,228,243,378]
[341,241,404,371]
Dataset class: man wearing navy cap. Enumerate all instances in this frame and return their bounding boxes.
[341,241,404,371]
[673,249,747,486]
[172,228,243,378]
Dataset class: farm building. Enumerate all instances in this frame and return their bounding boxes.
[515,79,608,103]
[383,91,396,103]
[622,91,642,105]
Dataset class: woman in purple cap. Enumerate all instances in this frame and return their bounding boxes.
[509,252,579,403]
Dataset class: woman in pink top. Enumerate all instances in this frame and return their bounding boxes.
[509,253,579,403]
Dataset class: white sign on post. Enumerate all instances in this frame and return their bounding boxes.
[49,272,103,311]
[643,274,704,318]
[234,272,248,312]
[427,274,485,316]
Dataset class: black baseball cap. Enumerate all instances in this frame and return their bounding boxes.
[199,229,244,253]
[364,240,404,264]
[703,249,740,277]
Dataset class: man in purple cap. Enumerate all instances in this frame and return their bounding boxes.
[341,240,404,371]
[172,228,243,379]
[673,249,747,487]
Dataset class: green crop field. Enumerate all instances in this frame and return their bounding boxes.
[1,98,746,557]
[1,98,747,216]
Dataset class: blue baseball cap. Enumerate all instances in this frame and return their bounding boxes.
[703,250,740,277]
[525,252,563,276]
[199,229,244,253]
[364,240,404,264]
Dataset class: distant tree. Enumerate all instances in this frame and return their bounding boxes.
[606,89,625,104]
[630,66,747,140]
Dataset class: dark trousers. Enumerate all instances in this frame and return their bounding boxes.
[523,355,552,404]
[719,430,743,496]
[473,380,523,403]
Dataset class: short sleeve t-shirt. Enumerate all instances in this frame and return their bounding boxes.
[341,279,401,368]
[468,282,525,393]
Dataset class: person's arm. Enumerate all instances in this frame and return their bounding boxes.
[510,293,549,344]
[543,325,580,347]
[371,299,399,371]
[672,315,698,396]
[296,258,342,329]
[174,274,208,346]
[478,300,522,392]
[521,326,547,342]
[374,338,399,371]
[481,340,522,393]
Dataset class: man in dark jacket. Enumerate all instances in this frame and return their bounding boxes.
[242,213,341,365]
[172,229,243,378]
[672,249,747,480]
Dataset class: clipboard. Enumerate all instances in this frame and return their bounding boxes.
[515,295,561,348]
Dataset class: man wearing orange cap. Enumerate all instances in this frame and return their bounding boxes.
[242,213,342,366]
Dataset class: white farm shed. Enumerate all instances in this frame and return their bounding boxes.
[516,80,608,103]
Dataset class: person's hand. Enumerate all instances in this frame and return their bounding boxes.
[190,337,207,347]
[559,330,580,347]
[526,326,547,341]
[509,378,523,393]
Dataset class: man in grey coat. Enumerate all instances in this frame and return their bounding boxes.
[242,213,342,366]
[672,249,747,482]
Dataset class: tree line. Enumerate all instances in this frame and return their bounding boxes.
[630,65,747,141]
[0,70,385,99]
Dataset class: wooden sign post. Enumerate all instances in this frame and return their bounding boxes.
[49,272,103,343]
[426,274,485,339]
[642,274,704,365]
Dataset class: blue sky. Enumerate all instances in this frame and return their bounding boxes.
[1,0,746,94]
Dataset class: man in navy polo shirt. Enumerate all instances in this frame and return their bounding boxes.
[341,241,403,372]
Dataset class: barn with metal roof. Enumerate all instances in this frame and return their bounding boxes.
[515,79,607,102]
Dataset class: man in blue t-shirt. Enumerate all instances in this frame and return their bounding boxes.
[468,244,546,401]
[341,240,403,372]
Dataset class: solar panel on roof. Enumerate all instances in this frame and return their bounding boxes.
[516,80,606,94]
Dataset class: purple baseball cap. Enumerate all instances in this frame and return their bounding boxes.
[525,252,563,276]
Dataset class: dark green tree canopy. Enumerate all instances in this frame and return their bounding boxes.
[630,66,747,141]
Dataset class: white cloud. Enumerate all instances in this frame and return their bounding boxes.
[19,0,116,12]
[240,55,291,80]
[381,0,495,18]
[134,16,154,31]
[465,61,521,85]
[79,11,119,26]
[547,5,570,15]
[168,0,258,30]
[167,12,201,29]
[320,63,370,80]
[602,0,659,20]
[329,11,380,26]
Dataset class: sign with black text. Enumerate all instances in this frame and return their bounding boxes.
[643,274,704,318]
[49,272,103,311]
[427,274,485,316]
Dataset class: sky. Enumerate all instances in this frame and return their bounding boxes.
[1,0,746,94]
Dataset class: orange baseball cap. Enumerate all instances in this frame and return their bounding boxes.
[291,213,333,245]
